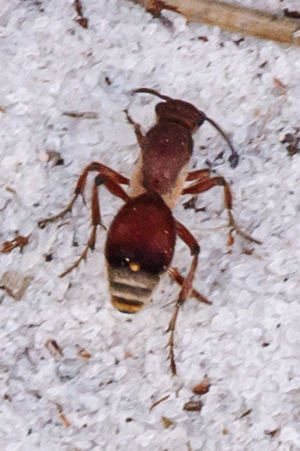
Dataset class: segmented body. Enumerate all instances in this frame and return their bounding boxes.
[106,121,193,312]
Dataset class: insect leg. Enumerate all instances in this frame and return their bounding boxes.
[186,168,211,182]
[59,174,130,278]
[182,176,261,245]
[38,162,129,228]
[168,267,211,305]
[123,109,146,148]
[1,235,30,254]
[167,220,201,375]
[183,169,212,210]
[59,180,100,278]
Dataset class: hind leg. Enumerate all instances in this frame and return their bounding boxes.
[167,220,203,375]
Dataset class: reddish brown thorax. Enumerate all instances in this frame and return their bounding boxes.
[129,95,209,210]
[140,99,206,197]
[141,122,193,195]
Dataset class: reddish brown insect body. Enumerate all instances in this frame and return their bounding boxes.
[106,192,176,313]
[22,88,259,374]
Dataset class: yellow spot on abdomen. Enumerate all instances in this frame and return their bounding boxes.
[130,262,140,272]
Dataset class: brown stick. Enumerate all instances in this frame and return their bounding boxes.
[127,0,300,46]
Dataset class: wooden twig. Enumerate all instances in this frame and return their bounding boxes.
[127,0,300,46]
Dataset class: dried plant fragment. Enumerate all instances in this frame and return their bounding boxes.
[239,408,252,419]
[149,0,178,17]
[29,390,41,399]
[75,17,88,28]
[274,77,286,89]
[60,412,71,428]
[149,394,170,412]
[74,0,83,16]
[273,77,287,96]
[73,0,89,28]
[192,379,211,395]
[227,229,235,247]
[0,271,31,300]
[44,253,53,262]
[77,348,91,359]
[46,150,64,166]
[45,339,63,357]
[281,131,300,157]
[129,0,177,28]
[198,36,208,42]
[6,186,17,195]
[1,235,30,254]
[234,37,245,46]
[265,428,280,437]
[284,9,300,20]
[161,416,174,428]
[242,247,254,256]
[130,0,178,17]
[183,400,203,412]
[63,111,98,119]
[56,404,71,428]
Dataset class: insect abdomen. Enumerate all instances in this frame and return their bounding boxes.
[107,265,160,313]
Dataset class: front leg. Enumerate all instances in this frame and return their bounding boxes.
[124,109,146,148]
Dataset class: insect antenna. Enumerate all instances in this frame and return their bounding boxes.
[205,116,239,168]
[133,88,172,102]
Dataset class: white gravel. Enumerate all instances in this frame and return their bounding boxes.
[1,0,300,450]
